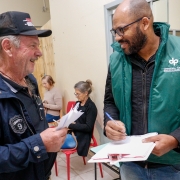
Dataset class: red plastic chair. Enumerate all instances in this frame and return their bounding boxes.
[66,101,76,113]
[55,101,103,179]
[54,159,58,176]
[61,148,77,180]
[82,129,104,178]
[61,130,103,180]
[50,125,58,176]
[54,101,76,177]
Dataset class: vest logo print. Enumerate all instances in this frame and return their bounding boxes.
[164,58,180,72]
[9,115,27,134]
[169,58,178,66]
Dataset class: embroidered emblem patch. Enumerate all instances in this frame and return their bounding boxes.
[9,115,27,134]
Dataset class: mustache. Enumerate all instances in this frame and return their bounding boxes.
[30,58,38,62]
[118,40,130,44]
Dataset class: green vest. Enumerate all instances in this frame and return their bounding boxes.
[110,22,180,165]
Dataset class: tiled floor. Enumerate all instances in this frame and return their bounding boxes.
[50,151,119,180]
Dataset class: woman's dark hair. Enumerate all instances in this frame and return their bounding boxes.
[42,75,55,86]
[74,79,92,95]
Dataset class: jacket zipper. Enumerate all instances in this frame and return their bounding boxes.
[142,60,154,134]
[142,70,147,134]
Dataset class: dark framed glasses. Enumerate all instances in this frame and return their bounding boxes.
[110,17,149,37]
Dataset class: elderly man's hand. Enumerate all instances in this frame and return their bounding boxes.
[40,127,68,152]
[105,120,127,141]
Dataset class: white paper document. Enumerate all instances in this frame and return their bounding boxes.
[56,102,84,130]
[88,132,157,164]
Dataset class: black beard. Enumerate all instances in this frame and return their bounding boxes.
[123,25,147,55]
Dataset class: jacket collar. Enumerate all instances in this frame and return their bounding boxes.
[77,97,91,107]
[0,73,37,98]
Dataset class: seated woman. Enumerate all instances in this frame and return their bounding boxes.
[68,79,97,157]
[41,75,62,127]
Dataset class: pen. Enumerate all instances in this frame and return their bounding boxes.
[105,112,126,135]
[53,119,59,125]
[105,112,118,124]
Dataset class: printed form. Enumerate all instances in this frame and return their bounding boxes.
[88,132,157,164]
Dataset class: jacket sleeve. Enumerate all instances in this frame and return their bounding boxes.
[68,103,97,133]
[0,133,48,173]
[170,129,180,153]
[103,66,120,135]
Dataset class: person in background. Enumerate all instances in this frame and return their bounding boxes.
[104,0,180,179]
[42,75,62,127]
[68,80,97,156]
[0,11,67,180]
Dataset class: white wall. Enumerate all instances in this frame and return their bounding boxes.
[49,0,113,144]
[0,0,50,26]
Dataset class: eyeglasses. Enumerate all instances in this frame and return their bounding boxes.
[110,17,148,37]
[32,95,44,120]
[74,92,81,97]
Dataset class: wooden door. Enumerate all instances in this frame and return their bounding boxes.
[33,20,55,99]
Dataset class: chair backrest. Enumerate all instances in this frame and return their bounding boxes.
[66,101,76,113]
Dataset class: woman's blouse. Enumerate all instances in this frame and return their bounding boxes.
[43,86,62,116]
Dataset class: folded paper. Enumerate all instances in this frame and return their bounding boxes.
[56,102,84,130]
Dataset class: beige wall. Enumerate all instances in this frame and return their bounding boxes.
[0,0,50,26]
[169,0,180,30]
[153,0,180,30]
[153,0,168,23]
[49,0,113,143]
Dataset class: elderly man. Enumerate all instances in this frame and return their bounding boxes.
[0,11,67,180]
[104,0,180,179]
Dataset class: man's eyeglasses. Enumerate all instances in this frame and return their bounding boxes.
[110,17,149,37]
[33,95,44,120]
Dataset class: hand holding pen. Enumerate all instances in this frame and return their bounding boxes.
[105,112,127,141]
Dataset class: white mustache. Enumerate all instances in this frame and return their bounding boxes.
[30,59,38,63]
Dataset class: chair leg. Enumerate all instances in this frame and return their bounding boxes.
[54,160,58,176]
[98,163,103,178]
[83,156,86,165]
[66,153,71,180]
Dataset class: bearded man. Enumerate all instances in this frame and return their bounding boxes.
[104,0,180,179]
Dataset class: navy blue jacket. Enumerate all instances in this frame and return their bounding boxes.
[0,74,50,180]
